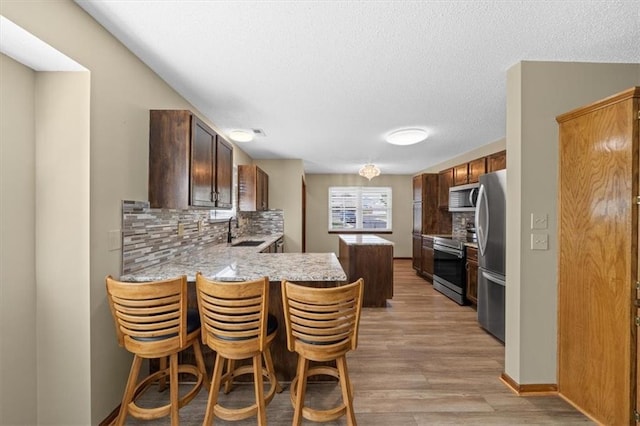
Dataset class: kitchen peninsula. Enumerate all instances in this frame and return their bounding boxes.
[120,234,347,381]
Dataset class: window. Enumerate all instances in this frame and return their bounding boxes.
[329,186,392,232]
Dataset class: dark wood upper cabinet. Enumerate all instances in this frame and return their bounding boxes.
[215,137,233,209]
[238,164,269,211]
[467,157,486,183]
[412,175,423,202]
[453,163,469,186]
[149,110,233,209]
[487,150,507,172]
[438,168,453,209]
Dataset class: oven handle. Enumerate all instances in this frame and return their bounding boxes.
[433,244,464,258]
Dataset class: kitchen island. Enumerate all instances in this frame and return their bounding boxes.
[338,234,394,307]
[120,235,347,381]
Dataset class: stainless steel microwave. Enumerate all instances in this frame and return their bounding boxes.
[449,182,479,212]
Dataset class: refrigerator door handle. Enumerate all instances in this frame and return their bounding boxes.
[475,183,489,256]
[481,269,506,286]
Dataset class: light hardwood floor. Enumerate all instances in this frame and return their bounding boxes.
[124,259,592,425]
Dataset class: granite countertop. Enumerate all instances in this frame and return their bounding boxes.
[338,234,394,245]
[120,233,347,283]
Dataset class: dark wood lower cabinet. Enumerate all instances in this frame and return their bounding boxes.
[421,235,434,282]
[465,246,478,305]
[412,234,422,271]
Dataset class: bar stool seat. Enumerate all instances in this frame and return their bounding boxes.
[196,274,281,426]
[106,275,208,426]
[281,279,364,426]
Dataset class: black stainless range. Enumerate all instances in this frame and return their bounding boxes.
[432,236,467,305]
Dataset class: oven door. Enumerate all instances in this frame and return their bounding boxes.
[432,244,466,304]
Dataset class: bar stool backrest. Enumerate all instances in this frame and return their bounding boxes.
[106,276,188,355]
[196,274,269,357]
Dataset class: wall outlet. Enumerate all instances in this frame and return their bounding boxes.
[531,233,548,250]
[198,220,204,233]
[177,223,185,236]
[530,213,548,230]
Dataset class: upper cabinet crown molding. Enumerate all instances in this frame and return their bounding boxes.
[148,109,233,210]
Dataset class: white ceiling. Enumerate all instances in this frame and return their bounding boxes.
[75,1,639,175]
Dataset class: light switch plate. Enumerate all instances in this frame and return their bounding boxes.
[108,230,121,251]
[531,213,548,230]
[177,223,185,236]
[531,233,548,250]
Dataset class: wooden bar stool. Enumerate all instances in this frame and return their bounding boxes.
[196,274,281,426]
[281,279,364,426]
[105,275,208,426]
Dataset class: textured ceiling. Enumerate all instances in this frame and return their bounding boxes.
[76,1,640,174]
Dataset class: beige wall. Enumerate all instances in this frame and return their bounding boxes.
[35,71,91,423]
[419,138,506,174]
[305,174,413,257]
[0,1,253,423]
[0,54,38,425]
[255,159,305,252]
[505,61,640,385]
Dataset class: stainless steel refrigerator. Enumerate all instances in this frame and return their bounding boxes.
[475,169,506,342]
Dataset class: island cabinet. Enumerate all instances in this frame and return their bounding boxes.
[149,110,233,209]
[338,235,393,307]
[465,246,478,305]
[238,164,269,211]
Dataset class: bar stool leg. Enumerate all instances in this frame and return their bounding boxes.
[204,354,225,426]
[292,357,309,426]
[116,354,143,426]
[253,353,267,425]
[224,359,235,394]
[192,339,210,391]
[169,353,179,426]
[263,348,282,394]
[337,356,356,426]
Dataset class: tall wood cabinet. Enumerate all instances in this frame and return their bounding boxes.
[557,87,639,425]
[412,174,451,277]
[149,110,233,209]
[238,165,269,211]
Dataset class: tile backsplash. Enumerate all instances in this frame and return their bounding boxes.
[452,211,475,238]
[121,200,283,275]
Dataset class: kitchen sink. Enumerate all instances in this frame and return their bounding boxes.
[232,240,265,247]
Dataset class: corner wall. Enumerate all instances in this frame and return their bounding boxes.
[505,61,640,385]
[255,159,305,252]
[305,174,413,257]
[35,71,91,424]
[0,53,37,426]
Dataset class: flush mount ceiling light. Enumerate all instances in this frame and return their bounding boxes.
[359,164,381,180]
[228,129,254,143]
[386,128,428,146]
